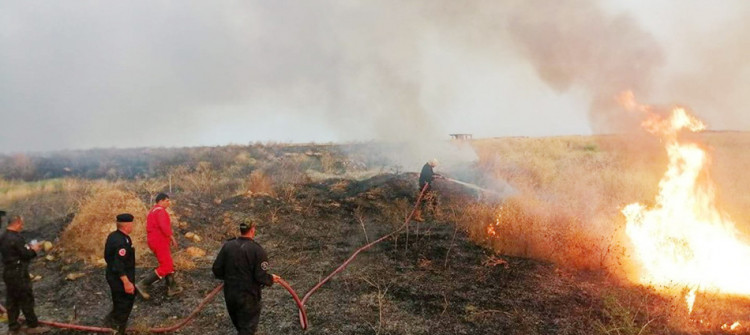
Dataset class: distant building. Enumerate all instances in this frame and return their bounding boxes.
[449,133,473,141]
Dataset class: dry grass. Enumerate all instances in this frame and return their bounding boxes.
[58,187,149,265]
[464,136,658,271]
[0,178,80,206]
[457,133,750,333]
[464,133,750,273]
[173,251,197,270]
[244,170,274,196]
[0,178,95,233]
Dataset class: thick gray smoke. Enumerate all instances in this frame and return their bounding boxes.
[0,0,748,157]
[504,0,664,133]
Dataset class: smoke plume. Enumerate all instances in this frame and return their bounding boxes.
[1,0,748,156]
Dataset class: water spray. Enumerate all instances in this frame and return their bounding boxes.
[442,177,505,196]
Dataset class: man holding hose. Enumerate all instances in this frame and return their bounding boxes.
[212,219,280,335]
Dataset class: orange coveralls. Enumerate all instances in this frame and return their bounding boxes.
[146,205,174,277]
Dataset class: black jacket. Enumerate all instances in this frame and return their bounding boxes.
[212,237,273,297]
[419,163,435,189]
[104,230,136,287]
[0,230,36,271]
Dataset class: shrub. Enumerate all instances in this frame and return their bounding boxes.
[59,187,149,265]
[244,170,274,196]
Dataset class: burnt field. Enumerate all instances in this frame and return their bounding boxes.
[2,136,750,334]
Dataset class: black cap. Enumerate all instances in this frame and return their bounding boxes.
[116,213,134,223]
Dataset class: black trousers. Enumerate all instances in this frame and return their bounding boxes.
[105,280,135,333]
[224,286,262,335]
[3,267,38,331]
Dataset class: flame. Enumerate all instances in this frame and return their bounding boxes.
[685,288,697,314]
[722,321,741,332]
[620,92,750,311]
[487,213,501,236]
[487,225,497,236]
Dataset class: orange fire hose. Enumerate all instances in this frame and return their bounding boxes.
[0,183,430,332]
[150,277,306,333]
[0,303,114,333]
[147,283,224,333]
[0,276,306,333]
[296,182,430,328]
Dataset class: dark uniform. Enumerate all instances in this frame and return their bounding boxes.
[103,229,136,333]
[0,229,39,331]
[418,162,439,214]
[419,162,436,191]
[212,237,274,335]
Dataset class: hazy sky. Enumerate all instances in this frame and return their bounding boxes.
[1,0,748,153]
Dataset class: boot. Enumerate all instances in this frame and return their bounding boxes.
[165,273,183,297]
[135,271,161,300]
[413,209,424,222]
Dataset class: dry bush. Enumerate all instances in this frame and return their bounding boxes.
[329,179,351,195]
[319,151,346,174]
[169,163,240,201]
[467,136,668,271]
[467,133,750,273]
[263,153,313,188]
[233,151,257,166]
[244,170,274,196]
[59,187,149,265]
[456,193,616,270]
[380,198,411,227]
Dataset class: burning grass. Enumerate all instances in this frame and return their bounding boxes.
[467,136,658,273]
[4,135,750,333]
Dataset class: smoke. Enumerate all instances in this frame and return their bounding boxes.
[662,4,750,130]
[504,0,664,133]
[0,0,748,156]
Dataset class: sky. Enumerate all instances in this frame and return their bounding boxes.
[0,0,748,153]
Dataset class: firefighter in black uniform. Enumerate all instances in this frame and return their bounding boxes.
[212,219,280,335]
[103,213,137,334]
[0,215,49,334]
[414,158,442,222]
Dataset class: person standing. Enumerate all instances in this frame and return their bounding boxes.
[136,193,182,299]
[212,219,280,335]
[103,213,137,334]
[0,215,49,334]
[414,159,442,222]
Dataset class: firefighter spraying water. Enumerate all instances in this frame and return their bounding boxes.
[414,158,509,222]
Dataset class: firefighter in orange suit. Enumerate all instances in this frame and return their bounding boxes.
[135,193,183,298]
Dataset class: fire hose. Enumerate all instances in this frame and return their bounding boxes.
[0,277,304,333]
[0,183,430,333]
[296,182,430,327]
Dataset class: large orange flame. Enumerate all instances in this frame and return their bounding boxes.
[620,92,750,313]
